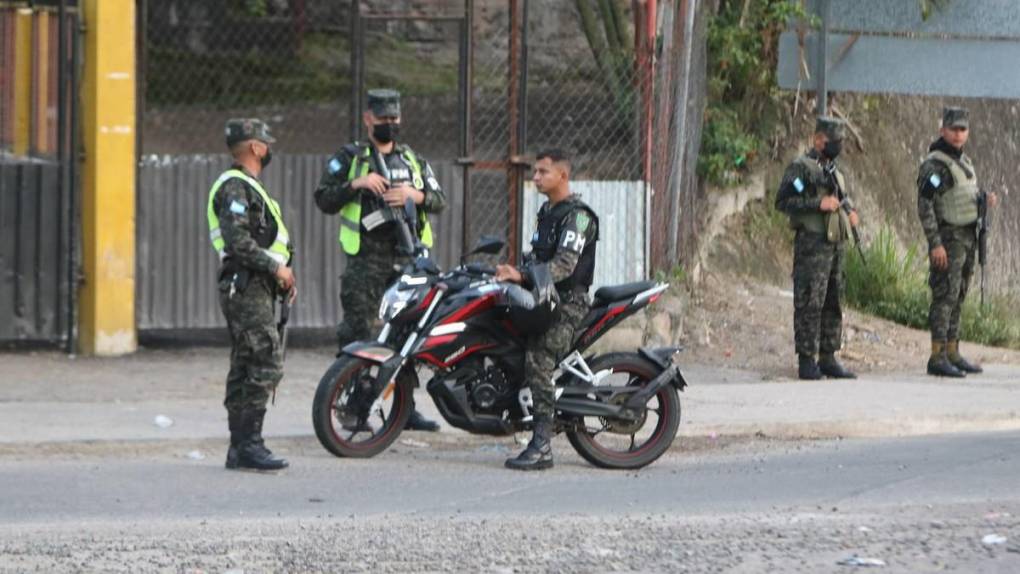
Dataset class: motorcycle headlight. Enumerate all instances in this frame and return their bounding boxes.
[378,284,418,321]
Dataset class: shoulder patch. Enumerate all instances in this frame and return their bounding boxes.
[575,211,591,233]
[928,173,941,188]
[793,177,805,193]
[328,158,343,175]
[229,200,247,215]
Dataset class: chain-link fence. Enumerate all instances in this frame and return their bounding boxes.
[139,0,704,321]
[142,0,468,159]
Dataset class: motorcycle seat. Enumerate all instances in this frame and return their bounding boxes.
[592,280,658,306]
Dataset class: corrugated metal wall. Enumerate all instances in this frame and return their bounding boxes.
[0,160,71,341]
[136,154,463,330]
[522,181,647,290]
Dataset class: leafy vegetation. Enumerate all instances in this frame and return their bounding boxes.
[699,0,810,187]
[844,227,1020,349]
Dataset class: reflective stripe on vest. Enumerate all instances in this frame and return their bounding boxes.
[207,169,292,266]
[337,146,434,255]
[928,150,979,226]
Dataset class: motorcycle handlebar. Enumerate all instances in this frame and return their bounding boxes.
[463,263,496,276]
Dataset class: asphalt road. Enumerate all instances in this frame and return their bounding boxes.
[1,431,1018,572]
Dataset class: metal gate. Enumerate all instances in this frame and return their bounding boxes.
[0,2,80,347]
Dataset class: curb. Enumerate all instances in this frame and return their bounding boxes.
[3,413,1019,457]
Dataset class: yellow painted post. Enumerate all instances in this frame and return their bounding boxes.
[79,0,137,356]
[12,7,32,156]
[33,10,49,154]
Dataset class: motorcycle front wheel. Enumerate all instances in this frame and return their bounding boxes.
[312,355,414,458]
[565,352,681,470]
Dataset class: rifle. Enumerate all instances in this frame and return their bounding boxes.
[824,161,867,264]
[977,189,991,307]
[368,148,417,255]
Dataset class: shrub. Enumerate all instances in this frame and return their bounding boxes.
[844,227,1020,349]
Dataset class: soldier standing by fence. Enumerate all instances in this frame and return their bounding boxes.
[207,119,295,471]
[314,89,445,432]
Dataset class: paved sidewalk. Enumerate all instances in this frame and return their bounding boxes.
[1,348,1018,447]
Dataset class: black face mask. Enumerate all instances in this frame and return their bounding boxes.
[260,147,273,168]
[372,122,399,144]
[823,139,843,160]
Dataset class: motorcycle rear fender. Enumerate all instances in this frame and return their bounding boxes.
[342,342,397,365]
[638,346,687,391]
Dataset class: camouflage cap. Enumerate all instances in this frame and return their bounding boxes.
[814,116,846,141]
[367,89,401,118]
[224,118,276,148]
[942,106,969,129]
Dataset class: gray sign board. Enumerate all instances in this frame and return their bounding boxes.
[778,31,1020,99]
[779,0,1020,99]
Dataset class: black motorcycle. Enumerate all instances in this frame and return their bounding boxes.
[312,201,687,469]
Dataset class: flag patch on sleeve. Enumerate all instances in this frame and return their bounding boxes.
[793,177,805,193]
[229,200,247,215]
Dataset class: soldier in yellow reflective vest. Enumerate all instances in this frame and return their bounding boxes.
[208,118,295,471]
[314,89,445,431]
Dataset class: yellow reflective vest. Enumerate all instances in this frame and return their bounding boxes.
[206,169,292,266]
[338,145,434,255]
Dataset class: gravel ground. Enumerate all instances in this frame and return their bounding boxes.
[1,507,1018,573]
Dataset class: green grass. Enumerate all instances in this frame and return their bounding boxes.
[844,227,1020,349]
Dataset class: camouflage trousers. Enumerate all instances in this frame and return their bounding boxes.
[336,241,410,349]
[525,293,589,421]
[218,273,282,413]
[792,231,845,357]
[928,225,976,342]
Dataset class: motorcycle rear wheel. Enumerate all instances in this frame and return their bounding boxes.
[565,352,681,470]
[312,355,414,458]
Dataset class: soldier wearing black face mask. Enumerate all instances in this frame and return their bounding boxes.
[776,116,862,380]
[314,89,446,432]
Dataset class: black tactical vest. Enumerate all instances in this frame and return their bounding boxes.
[531,198,599,291]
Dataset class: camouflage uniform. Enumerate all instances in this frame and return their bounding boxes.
[917,135,977,344]
[314,91,445,348]
[775,150,850,357]
[209,118,292,471]
[916,107,983,376]
[775,117,856,378]
[212,163,287,412]
[524,195,599,420]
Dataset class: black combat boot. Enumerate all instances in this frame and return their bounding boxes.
[798,354,823,380]
[505,419,554,471]
[818,353,857,379]
[927,342,965,378]
[232,408,289,472]
[947,340,983,374]
[225,410,242,469]
[405,404,440,432]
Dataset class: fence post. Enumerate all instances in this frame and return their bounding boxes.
[79,0,137,356]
